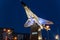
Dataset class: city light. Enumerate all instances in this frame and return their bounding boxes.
[13,36,17,40]
[45,25,50,31]
[55,34,59,40]
[7,29,12,34]
[38,36,42,40]
[3,28,6,32]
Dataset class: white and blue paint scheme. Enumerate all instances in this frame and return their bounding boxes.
[21,1,53,29]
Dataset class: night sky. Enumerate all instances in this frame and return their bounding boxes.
[0,0,60,40]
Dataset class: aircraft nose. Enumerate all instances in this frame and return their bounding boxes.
[21,1,26,7]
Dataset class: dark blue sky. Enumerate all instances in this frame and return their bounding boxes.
[0,0,60,40]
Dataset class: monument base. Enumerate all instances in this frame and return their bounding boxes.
[30,23,42,40]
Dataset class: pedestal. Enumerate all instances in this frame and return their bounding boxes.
[30,23,42,40]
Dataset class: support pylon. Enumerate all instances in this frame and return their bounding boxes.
[30,23,42,40]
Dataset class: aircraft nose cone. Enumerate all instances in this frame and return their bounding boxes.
[21,1,26,7]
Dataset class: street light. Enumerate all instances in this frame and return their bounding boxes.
[44,25,51,40]
[55,34,59,40]
[13,36,18,40]
[38,36,42,40]
[7,29,12,34]
[44,25,51,31]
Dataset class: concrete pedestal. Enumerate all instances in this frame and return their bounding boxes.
[30,23,42,40]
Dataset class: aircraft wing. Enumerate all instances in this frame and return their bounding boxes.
[24,19,34,27]
[38,18,53,24]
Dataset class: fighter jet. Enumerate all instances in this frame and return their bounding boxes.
[21,1,53,29]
